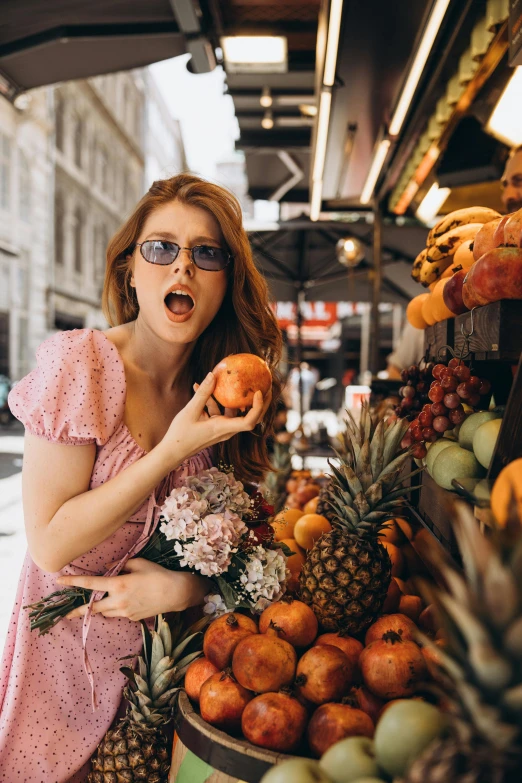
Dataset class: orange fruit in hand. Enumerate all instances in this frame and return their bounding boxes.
[406,294,430,330]
[293,514,332,550]
[270,508,304,541]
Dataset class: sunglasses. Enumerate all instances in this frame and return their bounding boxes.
[135,240,232,271]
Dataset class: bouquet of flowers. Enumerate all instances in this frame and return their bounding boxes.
[26,467,289,635]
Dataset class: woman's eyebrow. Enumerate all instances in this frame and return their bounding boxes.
[143,232,220,244]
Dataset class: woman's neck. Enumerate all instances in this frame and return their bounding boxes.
[121,319,195,395]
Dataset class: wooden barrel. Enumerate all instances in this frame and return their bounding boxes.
[170,692,297,782]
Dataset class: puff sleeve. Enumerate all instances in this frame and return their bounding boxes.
[8,329,126,446]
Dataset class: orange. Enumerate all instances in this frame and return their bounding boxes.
[303,496,320,514]
[421,294,437,326]
[441,263,454,279]
[430,278,455,323]
[490,458,522,527]
[293,513,332,550]
[279,538,306,576]
[379,520,401,545]
[453,239,475,272]
[406,293,430,329]
[381,541,404,577]
[270,507,304,540]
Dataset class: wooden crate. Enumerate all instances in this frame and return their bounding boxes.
[454,301,522,361]
[424,318,455,362]
[416,471,460,556]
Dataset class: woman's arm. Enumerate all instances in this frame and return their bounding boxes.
[23,374,266,573]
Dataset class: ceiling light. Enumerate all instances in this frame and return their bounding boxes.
[389,0,451,136]
[261,110,274,130]
[260,87,272,108]
[416,182,451,225]
[360,139,391,204]
[299,103,318,117]
[337,237,364,267]
[323,0,344,86]
[221,36,287,73]
[486,67,522,146]
[312,90,332,182]
[310,181,323,222]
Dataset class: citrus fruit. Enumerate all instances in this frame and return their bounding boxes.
[406,294,430,329]
[293,514,332,550]
[270,508,304,540]
[491,458,522,526]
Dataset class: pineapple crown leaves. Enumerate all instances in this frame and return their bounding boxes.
[121,614,209,727]
[418,502,522,751]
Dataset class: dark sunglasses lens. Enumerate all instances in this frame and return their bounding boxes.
[141,240,179,265]
[193,246,229,270]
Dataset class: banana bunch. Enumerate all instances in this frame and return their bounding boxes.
[411,206,501,287]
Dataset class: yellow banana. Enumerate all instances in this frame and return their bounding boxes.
[427,207,501,246]
[411,248,427,282]
[426,223,483,264]
[419,255,453,286]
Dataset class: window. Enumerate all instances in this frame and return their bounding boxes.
[0,134,11,211]
[73,207,83,274]
[73,116,83,168]
[19,152,31,222]
[54,192,65,266]
[55,94,65,152]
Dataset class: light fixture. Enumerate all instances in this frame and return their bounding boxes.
[389,0,451,136]
[260,86,272,108]
[336,237,364,267]
[360,139,391,204]
[323,0,344,86]
[415,182,451,225]
[486,67,522,146]
[312,90,332,182]
[310,180,323,221]
[261,110,274,130]
[221,36,287,73]
[299,103,317,117]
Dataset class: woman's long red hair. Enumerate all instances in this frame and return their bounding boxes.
[102,174,282,483]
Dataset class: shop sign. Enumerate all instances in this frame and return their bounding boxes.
[509,0,522,66]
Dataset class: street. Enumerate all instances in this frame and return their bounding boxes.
[0,424,26,654]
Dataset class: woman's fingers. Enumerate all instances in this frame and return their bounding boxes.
[186,372,216,419]
[66,596,114,619]
[57,574,111,591]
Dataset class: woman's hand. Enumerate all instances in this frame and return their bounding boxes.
[158,371,272,472]
[56,559,209,622]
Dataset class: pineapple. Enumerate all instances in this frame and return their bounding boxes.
[403,502,522,783]
[88,614,207,783]
[300,405,413,635]
[264,440,292,514]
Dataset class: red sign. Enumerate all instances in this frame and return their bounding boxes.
[274,301,359,328]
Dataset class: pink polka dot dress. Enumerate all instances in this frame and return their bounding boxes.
[0,328,212,782]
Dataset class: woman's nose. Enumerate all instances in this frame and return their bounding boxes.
[171,247,194,276]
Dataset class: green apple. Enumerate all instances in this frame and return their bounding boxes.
[374,700,448,777]
[459,411,501,451]
[260,758,333,783]
[320,737,381,783]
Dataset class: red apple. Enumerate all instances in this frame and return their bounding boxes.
[463,247,522,309]
[212,353,272,409]
[442,268,468,315]
[472,217,504,261]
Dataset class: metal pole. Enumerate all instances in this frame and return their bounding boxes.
[296,288,305,426]
[370,202,383,375]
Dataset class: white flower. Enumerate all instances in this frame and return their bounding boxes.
[203,594,229,616]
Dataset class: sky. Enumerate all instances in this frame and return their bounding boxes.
[149,54,240,181]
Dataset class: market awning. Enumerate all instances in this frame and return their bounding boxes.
[0,0,215,99]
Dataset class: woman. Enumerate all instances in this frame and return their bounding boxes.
[0,174,280,782]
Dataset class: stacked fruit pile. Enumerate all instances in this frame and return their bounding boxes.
[407,205,522,329]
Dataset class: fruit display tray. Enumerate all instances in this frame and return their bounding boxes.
[414,472,460,557]
[453,300,522,362]
[424,319,455,362]
[171,692,297,782]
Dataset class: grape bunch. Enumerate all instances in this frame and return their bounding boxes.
[396,363,435,418]
[399,358,492,460]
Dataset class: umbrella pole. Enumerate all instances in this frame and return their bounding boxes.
[370,202,383,375]
[297,288,305,427]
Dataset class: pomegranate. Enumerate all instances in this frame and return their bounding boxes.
[184,657,219,703]
[286,477,298,494]
[360,631,427,699]
[422,639,447,679]
[285,493,303,510]
[199,671,253,732]
[232,625,297,693]
[295,483,321,506]
[296,645,353,705]
[259,597,318,647]
[418,604,441,634]
[203,612,257,670]
[345,685,384,724]
[314,634,363,671]
[382,579,402,613]
[307,704,374,757]
[472,217,505,260]
[502,207,522,246]
[212,353,272,409]
[364,613,417,646]
[443,268,468,315]
[398,594,423,622]
[241,691,308,752]
[463,247,522,309]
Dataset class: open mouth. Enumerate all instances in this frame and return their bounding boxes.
[164,290,195,316]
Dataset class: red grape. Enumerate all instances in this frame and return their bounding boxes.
[456,382,472,400]
[432,364,446,379]
[448,358,461,369]
[401,433,413,449]
[408,365,420,379]
[409,418,419,431]
[433,415,451,433]
[403,385,416,399]
[449,406,466,425]
[419,410,434,427]
[401,369,409,383]
[401,398,413,411]
[416,382,427,393]
[431,402,448,417]
[422,427,438,443]
[411,426,424,442]
[478,379,491,395]
[428,384,444,403]
[412,399,422,410]
[454,364,471,381]
[444,393,461,409]
[468,393,481,407]
[469,376,481,390]
[439,367,455,379]
[412,443,427,459]
[441,375,458,392]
